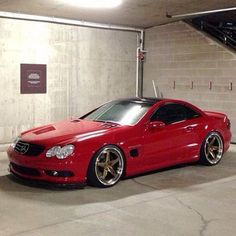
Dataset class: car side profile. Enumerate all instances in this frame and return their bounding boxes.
[7,98,232,188]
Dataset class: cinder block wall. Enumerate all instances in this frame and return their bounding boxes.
[0,18,137,144]
[143,21,236,142]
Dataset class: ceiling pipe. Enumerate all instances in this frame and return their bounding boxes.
[0,11,145,98]
[136,44,141,98]
[166,6,236,19]
[0,11,142,32]
[136,30,147,98]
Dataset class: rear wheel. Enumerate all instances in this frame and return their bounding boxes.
[200,132,224,165]
[87,145,124,188]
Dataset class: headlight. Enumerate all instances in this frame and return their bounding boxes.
[11,136,21,149]
[46,144,75,159]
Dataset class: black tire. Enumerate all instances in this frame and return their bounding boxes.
[200,132,224,166]
[87,145,125,188]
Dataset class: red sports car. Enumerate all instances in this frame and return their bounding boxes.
[7,98,231,188]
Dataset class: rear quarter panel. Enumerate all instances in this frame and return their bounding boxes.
[204,111,232,152]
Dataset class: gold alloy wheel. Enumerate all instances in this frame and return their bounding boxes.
[204,132,223,165]
[95,147,124,186]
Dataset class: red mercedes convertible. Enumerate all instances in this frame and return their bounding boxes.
[7,98,231,188]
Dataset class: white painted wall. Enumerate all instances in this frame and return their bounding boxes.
[0,18,137,144]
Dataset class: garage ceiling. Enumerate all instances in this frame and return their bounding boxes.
[0,0,235,28]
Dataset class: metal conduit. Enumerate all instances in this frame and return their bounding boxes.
[167,7,236,19]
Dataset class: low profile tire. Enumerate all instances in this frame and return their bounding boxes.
[87,145,125,188]
[200,132,224,166]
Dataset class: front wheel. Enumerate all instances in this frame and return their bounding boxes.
[200,132,224,165]
[87,145,125,188]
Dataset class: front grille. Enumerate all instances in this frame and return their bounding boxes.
[14,140,45,156]
[11,162,41,177]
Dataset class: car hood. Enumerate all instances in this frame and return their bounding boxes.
[21,119,121,146]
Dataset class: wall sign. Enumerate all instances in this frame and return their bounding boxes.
[21,64,47,94]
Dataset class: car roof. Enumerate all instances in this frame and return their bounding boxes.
[117,97,165,106]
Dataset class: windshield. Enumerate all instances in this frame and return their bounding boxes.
[82,101,152,125]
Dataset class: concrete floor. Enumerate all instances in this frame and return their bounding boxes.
[0,146,236,236]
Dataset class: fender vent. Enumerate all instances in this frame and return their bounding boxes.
[130,149,139,158]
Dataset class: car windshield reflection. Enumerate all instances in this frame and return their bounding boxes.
[82,101,152,125]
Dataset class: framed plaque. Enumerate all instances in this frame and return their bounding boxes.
[21,64,47,94]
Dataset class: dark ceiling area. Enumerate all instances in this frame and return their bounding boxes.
[189,10,236,51]
[195,10,236,25]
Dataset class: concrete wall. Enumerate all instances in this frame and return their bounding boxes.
[143,21,236,142]
[0,18,137,145]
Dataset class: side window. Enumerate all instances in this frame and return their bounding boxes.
[184,106,200,119]
[151,103,200,125]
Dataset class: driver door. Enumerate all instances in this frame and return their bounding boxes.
[143,103,200,168]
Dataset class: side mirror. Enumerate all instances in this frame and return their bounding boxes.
[148,121,166,130]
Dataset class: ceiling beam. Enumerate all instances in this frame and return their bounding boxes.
[0,11,143,32]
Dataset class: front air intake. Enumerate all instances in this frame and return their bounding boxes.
[11,163,41,176]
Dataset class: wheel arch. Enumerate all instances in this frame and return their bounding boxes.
[86,143,127,179]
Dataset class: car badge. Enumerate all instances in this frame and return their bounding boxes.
[20,143,30,154]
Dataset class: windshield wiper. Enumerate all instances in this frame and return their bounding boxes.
[94,120,119,125]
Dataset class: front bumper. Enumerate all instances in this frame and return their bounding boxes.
[9,167,86,189]
[7,147,90,187]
